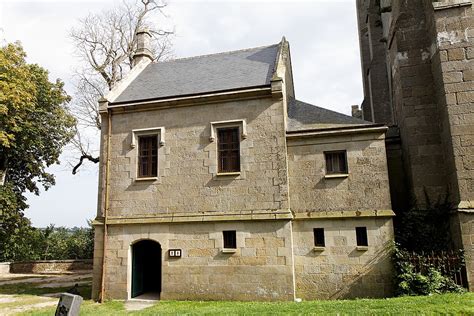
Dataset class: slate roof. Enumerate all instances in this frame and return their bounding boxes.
[287,98,373,131]
[112,44,280,104]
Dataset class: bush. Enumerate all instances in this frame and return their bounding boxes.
[393,246,465,296]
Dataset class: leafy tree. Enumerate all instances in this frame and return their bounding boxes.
[69,0,173,173]
[0,42,76,261]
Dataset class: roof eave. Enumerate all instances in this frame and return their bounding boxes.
[107,85,273,111]
[286,124,388,139]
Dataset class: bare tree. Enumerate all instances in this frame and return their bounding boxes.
[69,0,173,174]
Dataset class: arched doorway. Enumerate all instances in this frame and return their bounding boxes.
[131,240,162,299]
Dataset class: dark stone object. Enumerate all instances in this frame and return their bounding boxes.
[55,293,83,316]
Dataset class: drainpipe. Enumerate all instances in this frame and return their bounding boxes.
[99,100,112,303]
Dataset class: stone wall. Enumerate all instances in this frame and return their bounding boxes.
[293,217,394,299]
[7,260,92,274]
[95,220,295,301]
[287,130,392,213]
[0,263,10,274]
[431,1,474,211]
[388,1,448,206]
[103,96,289,218]
[356,0,474,290]
[429,1,474,289]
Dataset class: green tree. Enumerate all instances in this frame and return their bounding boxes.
[0,42,76,261]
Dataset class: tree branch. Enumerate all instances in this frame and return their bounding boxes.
[72,154,100,175]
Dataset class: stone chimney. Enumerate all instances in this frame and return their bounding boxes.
[351,105,363,119]
[132,28,153,67]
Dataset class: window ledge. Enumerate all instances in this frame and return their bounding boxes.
[356,246,369,251]
[135,177,158,182]
[324,174,349,179]
[221,248,237,254]
[313,246,325,252]
[216,172,241,177]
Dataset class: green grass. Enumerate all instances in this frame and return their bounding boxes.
[16,292,474,315]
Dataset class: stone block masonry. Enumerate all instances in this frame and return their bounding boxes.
[105,97,289,219]
[93,37,396,301]
[293,217,394,299]
[98,221,295,301]
[356,0,474,290]
[287,130,391,214]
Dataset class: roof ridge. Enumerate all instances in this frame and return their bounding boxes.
[152,43,280,64]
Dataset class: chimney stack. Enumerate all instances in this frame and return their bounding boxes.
[351,105,363,119]
[132,28,153,67]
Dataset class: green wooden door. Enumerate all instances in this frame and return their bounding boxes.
[131,242,145,297]
[131,240,162,298]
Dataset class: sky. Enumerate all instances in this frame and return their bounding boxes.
[0,0,363,228]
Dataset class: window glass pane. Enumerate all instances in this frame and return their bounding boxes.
[217,128,240,173]
[325,151,347,174]
[138,135,158,177]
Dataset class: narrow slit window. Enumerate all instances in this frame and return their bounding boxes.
[223,230,237,249]
[313,228,325,247]
[138,135,158,178]
[325,151,348,174]
[217,127,240,173]
[356,227,368,246]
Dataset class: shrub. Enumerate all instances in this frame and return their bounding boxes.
[393,246,465,296]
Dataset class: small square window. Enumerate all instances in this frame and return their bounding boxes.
[313,228,325,247]
[138,135,158,178]
[356,227,368,246]
[325,151,348,175]
[223,230,237,249]
[217,127,240,173]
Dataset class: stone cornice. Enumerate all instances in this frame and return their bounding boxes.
[91,209,396,226]
[92,209,293,226]
[293,209,395,220]
[433,0,472,10]
[458,200,474,210]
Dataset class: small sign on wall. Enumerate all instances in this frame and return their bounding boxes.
[168,249,182,258]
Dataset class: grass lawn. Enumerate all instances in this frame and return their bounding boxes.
[17,292,474,315]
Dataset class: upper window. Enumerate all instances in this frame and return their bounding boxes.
[325,150,348,175]
[217,127,240,173]
[138,135,158,178]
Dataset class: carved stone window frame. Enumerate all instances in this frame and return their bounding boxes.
[131,127,165,148]
[209,119,247,143]
[209,120,247,178]
[131,127,165,182]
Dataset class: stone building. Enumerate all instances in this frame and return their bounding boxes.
[356,0,474,289]
[92,33,395,301]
